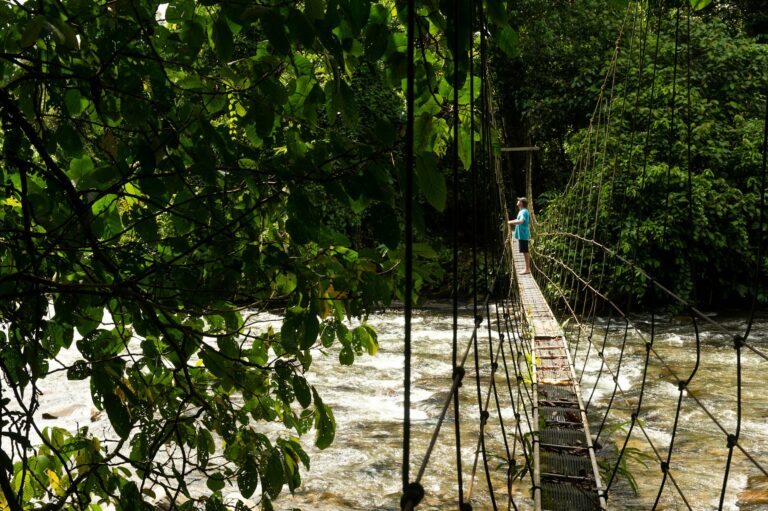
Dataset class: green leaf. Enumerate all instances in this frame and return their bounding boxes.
[166,0,195,21]
[212,16,234,61]
[264,449,284,499]
[200,348,230,379]
[342,0,370,33]
[237,457,259,498]
[305,0,325,20]
[320,322,335,348]
[207,472,226,492]
[312,390,335,449]
[68,155,94,184]
[293,376,312,408]
[415,153,447,211]
[484,0,509,26]
[458,122,473,170]
[197,428,214,469]
[339,345,354,365]
[352,325,377,355]
[496,25,519,57]
[56,124,83,156]
[20,16,45,48]
[205,496,226,511]
[285,192,319,244]
[281,310,319,351]
[414,112,433,153]
[263,11,290,55]
[48,19,79,50]
[364,23,389,61]
[287,9,315,48]
[338,80,358,128]
[64,89,88,116]
[260,78,289,106]
[690,0,712,9]
[67,360,91,380]
[103,392,131,439]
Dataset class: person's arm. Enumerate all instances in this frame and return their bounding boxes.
[508,218,522,225]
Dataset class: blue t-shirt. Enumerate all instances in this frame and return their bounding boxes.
[514,208,530,240]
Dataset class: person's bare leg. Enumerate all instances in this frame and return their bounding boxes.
[523,253,531,274]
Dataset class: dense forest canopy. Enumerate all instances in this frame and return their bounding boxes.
[0,0,512,509]
[496,0,767,308]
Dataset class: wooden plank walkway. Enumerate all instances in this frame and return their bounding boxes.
[511,247,607,511]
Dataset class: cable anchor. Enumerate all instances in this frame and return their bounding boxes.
[400,482,424,510]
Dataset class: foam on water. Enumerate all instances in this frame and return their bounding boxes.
[7,307,767,510]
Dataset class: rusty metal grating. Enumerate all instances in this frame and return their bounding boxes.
[540,406,582,425]
[540,452,595,479]
[513,245,604,509]
[538,384,578,404]
[541,481,602,511]
[540,429,589,448]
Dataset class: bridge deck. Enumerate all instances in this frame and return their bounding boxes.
[511,247,606,511]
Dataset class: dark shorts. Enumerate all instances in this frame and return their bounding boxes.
[518,239,529,253]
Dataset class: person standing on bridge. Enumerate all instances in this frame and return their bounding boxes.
[508,197,531,275]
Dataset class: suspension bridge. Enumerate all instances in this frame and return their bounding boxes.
[397,0,768,510]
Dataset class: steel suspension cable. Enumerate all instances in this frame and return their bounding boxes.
[661,4,683,242]
[468,2,497,504]
[719,73,768,511]
[451,0,465,506]
[401,0,420,507]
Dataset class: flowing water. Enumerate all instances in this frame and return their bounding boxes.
[276,307,768,511]
[8,307,768,510]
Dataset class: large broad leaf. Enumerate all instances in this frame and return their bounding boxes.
[338,345,354,365]
[305,0,325,20]
[414,112,434,153]
[56,124,83,156]
[212,15,234,61]
[237,457,259,498]
[67,155,94,185]
[341,0,371,33]
[484,0,509,27]
[206,472,226,492]
[64,89,88,116]
[338,80,359,128]
[20,16,45,48]
[103,392,131,439]
[263,449,285,499]
[415,153,447,211]
[496,25,519,57]
[199,348,231,379]
[458,120,474,170]
[280,310,319,352]
[352,325,377,355]
[364,23,389,61]
[287,8,315,48]
[292,376,312,408]
[262,11,290,54]
[312,390,336,449]
[690,0,712,9]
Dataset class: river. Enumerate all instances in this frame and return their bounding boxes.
[276,307,768,511]
[10,306,768,510]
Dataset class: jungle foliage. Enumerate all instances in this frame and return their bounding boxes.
[497,0,768,307]
[0,0,515,509]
